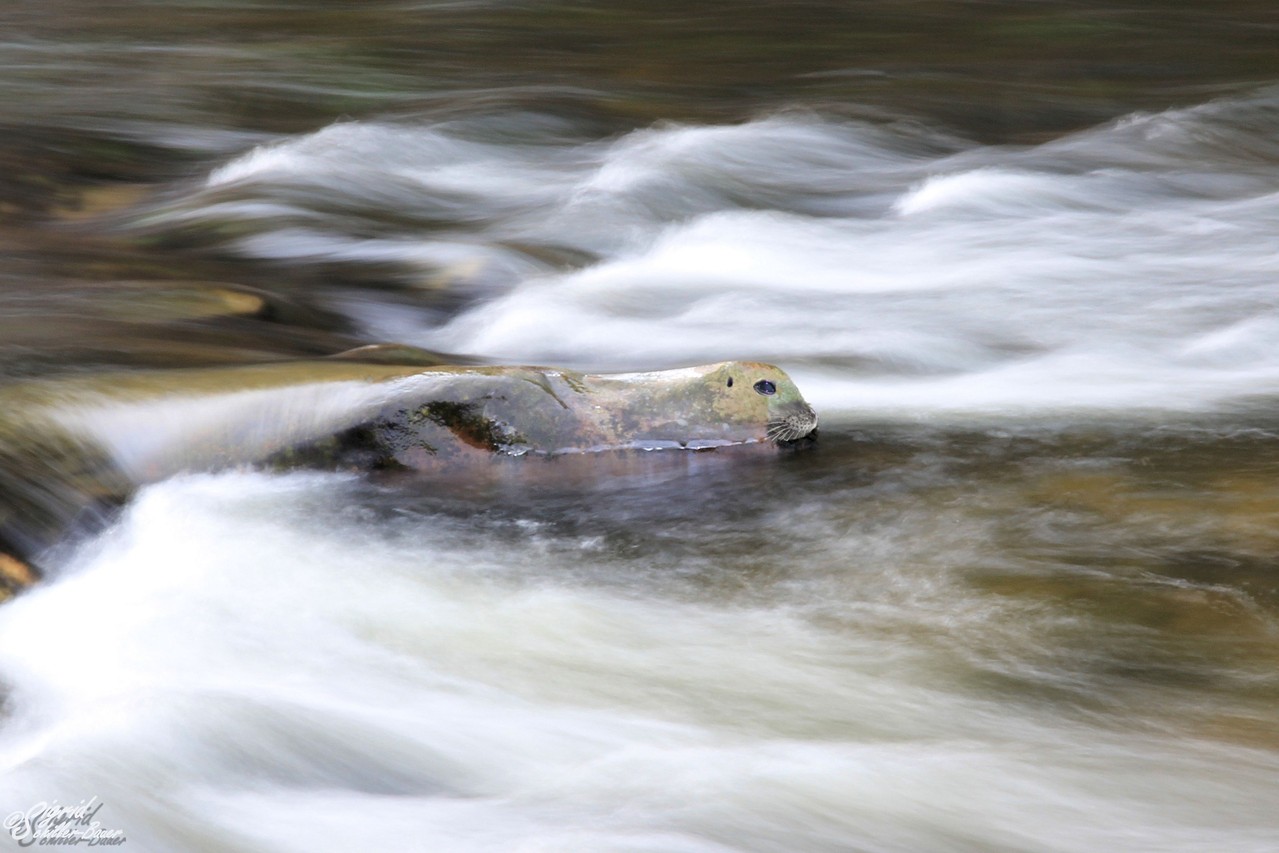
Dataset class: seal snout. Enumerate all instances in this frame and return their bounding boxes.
[767,402,819,446]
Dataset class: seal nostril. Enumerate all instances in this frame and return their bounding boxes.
[753,380,776,396]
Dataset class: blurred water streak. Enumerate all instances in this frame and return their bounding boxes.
[2,3,1279,851]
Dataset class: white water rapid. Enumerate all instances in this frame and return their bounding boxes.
[3,89,1279,852]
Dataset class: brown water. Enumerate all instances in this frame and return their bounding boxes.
[2,2,1279,851]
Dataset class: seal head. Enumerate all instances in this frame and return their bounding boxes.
[574,361,818,452]
[709,361,819,446]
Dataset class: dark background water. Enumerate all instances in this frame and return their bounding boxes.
[6,0,1279,139]
[3,0,1279,376]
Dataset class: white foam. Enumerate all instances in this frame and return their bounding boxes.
[892,167,1110,217]
[172,96,1279,423]
[1,472,1275,851]
[398,102,1279,420]
[41,376,453,481]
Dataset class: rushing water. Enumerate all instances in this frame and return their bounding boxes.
[3,2,1279,851]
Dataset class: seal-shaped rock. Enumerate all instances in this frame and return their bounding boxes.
[338,360,818,469]
[0,359,817,595]
[11,360,815,474]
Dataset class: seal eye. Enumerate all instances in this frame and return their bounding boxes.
[726,377,733,388]
[754,380,776,396]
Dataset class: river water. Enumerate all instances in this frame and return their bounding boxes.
[2,2,1279,851]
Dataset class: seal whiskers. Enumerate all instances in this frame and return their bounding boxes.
[766,405,819,444]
